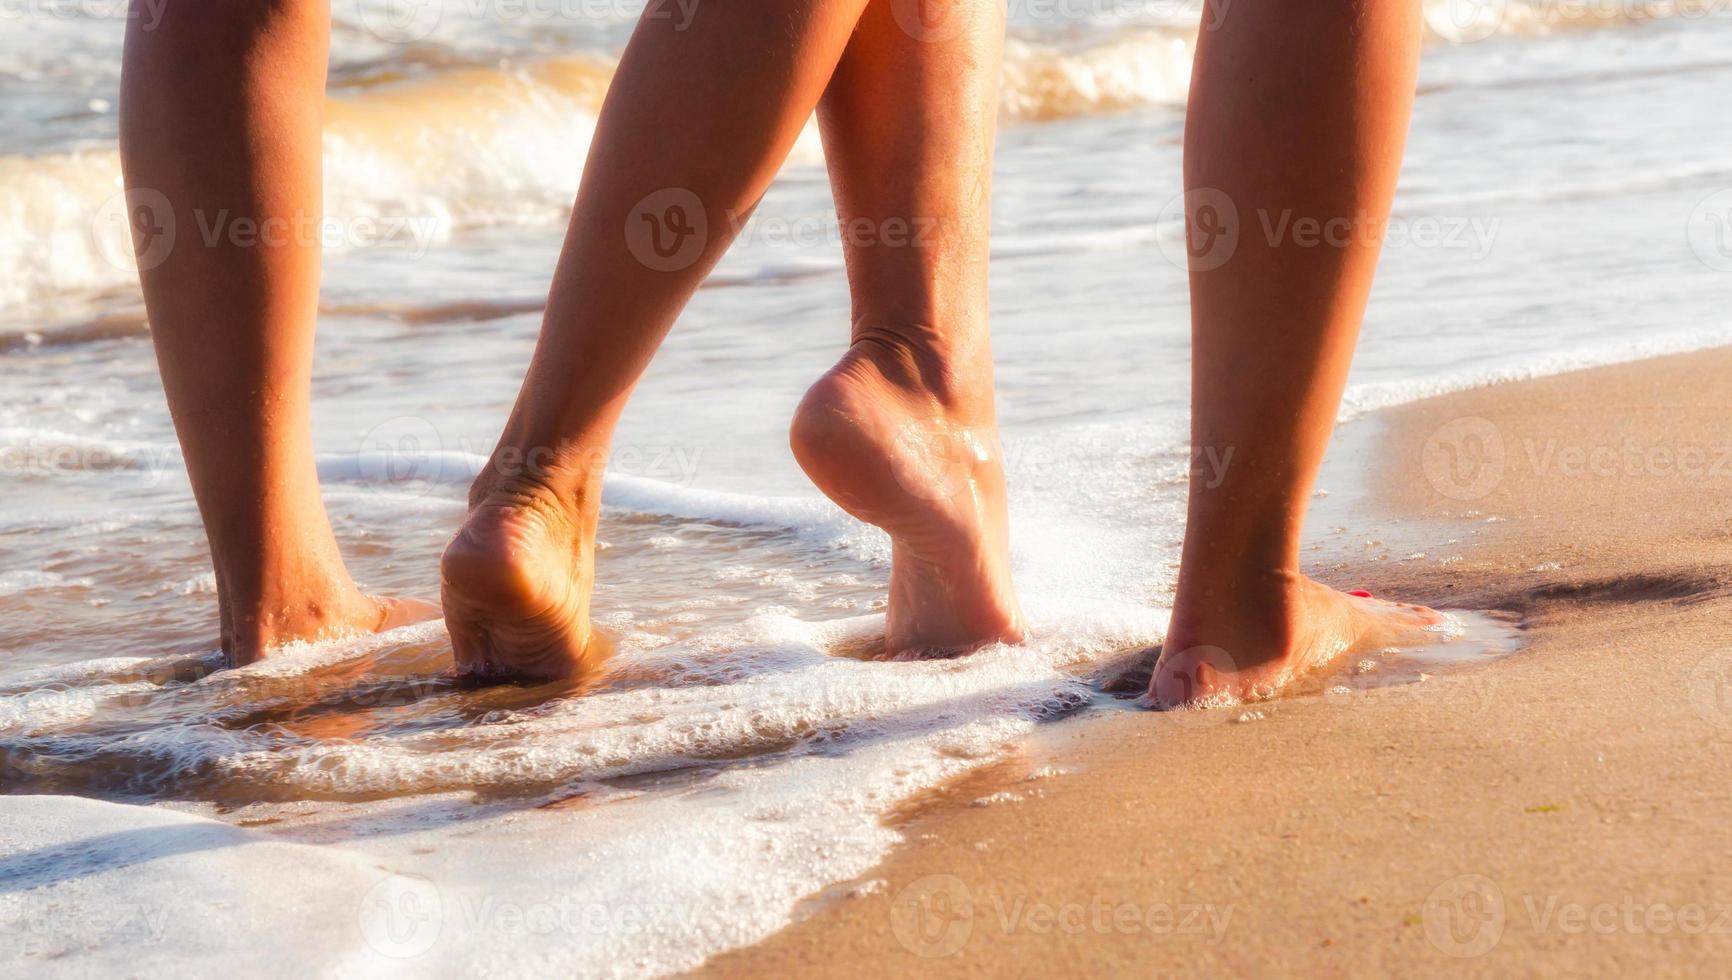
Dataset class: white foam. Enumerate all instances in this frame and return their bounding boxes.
[25,613,1107,801]
[0,610,1141,977]
[0,796,405,977]
[0,654,179,691]
[0,569,93,596]
[1338,325,1732,422]
[0,681,158,734]
[304,729,1019,977]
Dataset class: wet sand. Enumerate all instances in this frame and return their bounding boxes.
[701,347,1732,976]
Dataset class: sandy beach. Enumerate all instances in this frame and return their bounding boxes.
[703,347,1732,976]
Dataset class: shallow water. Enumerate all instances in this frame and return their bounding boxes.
[3,5,1730,975]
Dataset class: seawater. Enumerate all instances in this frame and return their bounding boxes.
[3,5,1729,975]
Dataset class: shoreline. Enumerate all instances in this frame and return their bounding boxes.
[701,346,1732,976]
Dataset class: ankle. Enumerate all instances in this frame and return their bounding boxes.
[221,583,379,663]
[1169,560,1308,637]
[1173,507,1304,591]
[468,442,606,516]
[846,321,994,414]
[215,541,359,609]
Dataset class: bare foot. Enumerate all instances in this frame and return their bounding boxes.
[225,587,437,667]
[1151,573,1445,706]
[439,479,605,680]
[791,336,1024,656]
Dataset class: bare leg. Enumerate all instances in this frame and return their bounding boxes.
[119,0,430,666]
[791,0,1024,655]
[1152,0,1442,704]
[439,0,875,679]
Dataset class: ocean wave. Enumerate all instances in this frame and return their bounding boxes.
[0,568,94,597]
[0,610,1097,798]
[1337,323,1732,420]
[0,428,870,545]
[13,312,1732,526]
[1,2,1685,311]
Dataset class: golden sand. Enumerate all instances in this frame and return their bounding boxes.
[702,348,1732,976]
